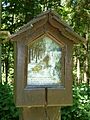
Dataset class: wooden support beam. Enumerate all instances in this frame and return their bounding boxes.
[20,107,61,120]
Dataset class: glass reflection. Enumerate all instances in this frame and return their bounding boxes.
[27,36,62,87]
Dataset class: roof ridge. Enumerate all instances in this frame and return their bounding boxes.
[10,10,86,43]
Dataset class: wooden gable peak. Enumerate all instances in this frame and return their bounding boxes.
[10,10,85,43]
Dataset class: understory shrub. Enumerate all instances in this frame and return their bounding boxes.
[0,83,19,120]
[61,83,90,120]
[0,83,90,120]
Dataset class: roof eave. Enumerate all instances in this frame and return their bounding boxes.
[10,10,86,44]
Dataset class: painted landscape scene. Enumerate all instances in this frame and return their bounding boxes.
[27,37,62,87]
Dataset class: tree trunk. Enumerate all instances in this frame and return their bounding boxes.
[86,29,90,85]
[86,28,90,98]
[77,59,80,83]
[0,0,2,83]
[0,0,1,29]
[5,58,8,83]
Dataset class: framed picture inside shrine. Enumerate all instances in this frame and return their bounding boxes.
[26,35,65,88]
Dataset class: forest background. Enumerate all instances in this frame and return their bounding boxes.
[0,0,90,120]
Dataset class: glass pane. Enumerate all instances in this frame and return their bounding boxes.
[27,36,62,87]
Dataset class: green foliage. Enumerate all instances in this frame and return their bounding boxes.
[1,41,14,83]
[65,0,90,83]
[2,0,62,33]
[0,83,20,120]
[61,83,90,120]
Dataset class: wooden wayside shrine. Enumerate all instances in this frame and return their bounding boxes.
[11,10,85,120]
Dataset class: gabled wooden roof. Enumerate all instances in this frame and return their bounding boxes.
[10,10,85,43]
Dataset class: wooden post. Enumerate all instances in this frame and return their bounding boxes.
[20,107,61,120]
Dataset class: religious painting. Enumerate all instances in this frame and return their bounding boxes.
[27,36,62,87]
